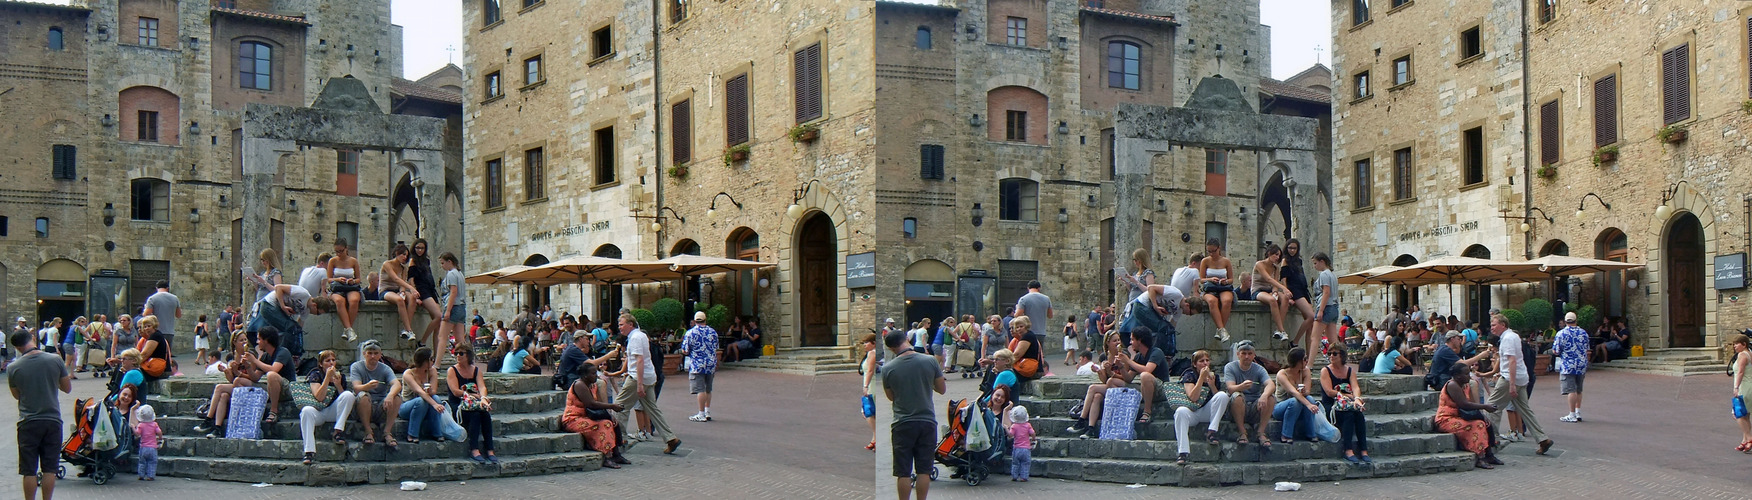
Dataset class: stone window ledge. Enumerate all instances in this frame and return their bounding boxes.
[1388,81,1415,92]
[587,52,616,67]
[1458,181,1490,192]
[482,94,505,105]
[1456,53,1484,68]
[479,20,505,33]
[1387,1,1415,15]
[1351,205,1376,215]
[1349,94,1374,105]
[521,197,549,206]
[1389,196,1418,206]
[1348,19,1373,32]
[518,1,546,14]
[519,80,546,92]
[590,180,621,192]
[481,205,507,214]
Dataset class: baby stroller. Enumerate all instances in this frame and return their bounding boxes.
[931,398,1006,486]
[59,397,134,485]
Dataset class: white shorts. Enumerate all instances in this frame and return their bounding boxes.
[1063,336,1079,351]
[194,335,210,350]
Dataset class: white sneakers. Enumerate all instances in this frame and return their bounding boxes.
[1273,331,1290,341]
[1560,411,1582,422]
[400,330,416,341]
[689,409,714,422]
[1215,328,1231,342]
[343,328,357,342]
[629,431,653,442]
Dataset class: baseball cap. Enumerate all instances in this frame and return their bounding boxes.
[1445,331,1465,340]
[14,317,23,323]
[1563,311,1578,324]
[885,317,895,324]
[694,311,708,322]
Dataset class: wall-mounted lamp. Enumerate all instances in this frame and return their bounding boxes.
[1057,207,1069,223]
[1057,121,1069,135]
[314,200,325,216]
[1653,180,1691,220]
[218,194,229,207]
[1183,200,1194,217]
[346,44,356,58]
[786,179,826,219]
[971,203,984,227]
[1156,199,1166,212]
[707,191,743,220]
[102,203,115,226]
[374,49,382,63]
[368,206,379,221]
[632,206,685,233]
[317,39,328,52]
[969,114,983,127]
[188,121,200,136]
[1237,205,1248,222]
[1056,36,1068,50]
[288,199,299,213]
[188,37,200,51]
[1515,207,1554,233]
[101,114,115,127]
[1575,192,1611,218]
[1085,194,1098,208]
[188,208,200,224]
[1213,43,1226,60]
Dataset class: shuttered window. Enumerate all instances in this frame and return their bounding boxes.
[794,43,823,123]
[1353,158,1372,209]
[1393,147,1413,200]
[1747,17,1752,97]
[51,144,76,180]
[919,144,945,180]
[671,100,692,163]
[725,74,749,146]
[1593,74,1618,146]
[1661,44,1691,125]
[1540,100,1559,166]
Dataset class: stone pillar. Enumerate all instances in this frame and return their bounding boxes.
[1113,137,1166,284]
[241,138,296,303]
[401,149,454,259]
[1273,148,1321,254]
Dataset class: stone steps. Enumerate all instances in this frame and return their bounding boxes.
[158,451,602,486]
[1034,410,1437,441]
[158,372,551,400]
[1030,374,1425,400]
[1033,433,1456,463]
[1588,362,1729,377]
[719,358,860,376]
[161,431,584,462]
[157,410,563,440]
[149,390,566,419]
[1020,391,1436,418]
[1029,451,1477,487]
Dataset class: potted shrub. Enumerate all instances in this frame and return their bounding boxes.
[1592,145,1618,166]
[1536,164,1557,179]
[789,123,821,143]
[723,144,751,166]
[1657,124,1688,144]
[668,163,689,180]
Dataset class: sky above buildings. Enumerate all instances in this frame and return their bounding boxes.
[35,0,1329,81]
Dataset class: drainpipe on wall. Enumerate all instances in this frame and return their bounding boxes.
[652,0,665,260]
[1520,0,1534,259]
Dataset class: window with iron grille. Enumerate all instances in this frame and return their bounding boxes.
[239,42,272,90]
[725,74,750,146]
[1005,110,1027,142]
[1661,44,1691,125]
[1353,0,1370,26]
[483,0,501,25]
[1593,74,1618,146]
[594,127,616,185]
[999,178,1038,222]
[1108,42,1141,90]
[1006,17,1027,46]
[671,100,692,163]
[51,145,76,180]
[1540,100,1560,165]
[484,158,504,209]
[919,144,945,180]
[137,111,159,142]
[1393,147,1413,200]
[138,17,158,46]
[524,147,545,200]
[794,43,823,123]
[1353,158,1372,209]
[1462,127,1484,185]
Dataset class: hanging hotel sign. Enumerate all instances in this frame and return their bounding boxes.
[1395,220,1480,242]
[528,221,612,242]
[847,252,876,288]
[1715,253,1747,290]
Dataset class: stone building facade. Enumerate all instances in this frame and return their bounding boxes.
[460,0,1333,357]
[1333,0,1752,352]
[0,0,461,338]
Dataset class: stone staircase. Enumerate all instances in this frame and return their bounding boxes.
[719,347,859,376]
[1587,348,1730,377]
[148,372,601,486]
[1016,374,1474,487]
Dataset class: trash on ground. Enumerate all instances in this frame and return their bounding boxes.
[251,483,271,488]
[1126,483,1146,489]
[400,481,428,491]
[1274,481,1302,491]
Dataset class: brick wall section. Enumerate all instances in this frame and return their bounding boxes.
[985,85,1049,144]
[118,0,179,49]
[1078,16,1174,110]
[988,0,1048,48]
[209,17,306,111]
[118,85,180,145]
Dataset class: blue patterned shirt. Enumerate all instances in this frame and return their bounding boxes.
[684,324,719,374]
[1554,325,1591,375]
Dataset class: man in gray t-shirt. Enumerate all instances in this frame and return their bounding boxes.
[1016,280,1054,338]
[881,330,944,498]
[1222,341,1276,442]
[143,281,182,341]
[348,343,402,442]
[10,330,71,495]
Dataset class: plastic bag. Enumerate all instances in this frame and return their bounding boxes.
[93,403,118,451]
[1312,404,1340,443]
[966,409,991,452]
[439,404,466,442]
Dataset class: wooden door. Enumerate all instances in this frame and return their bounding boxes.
[1667,214,1705,348]
[798,214,837,347]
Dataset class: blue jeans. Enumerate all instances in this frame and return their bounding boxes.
[1271,399,1318,441]
[1010,448,1032,480]
[137,446,158,478]
[398,398,443,440]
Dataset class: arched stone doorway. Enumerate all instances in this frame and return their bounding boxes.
[1392,254,1419,312]
[1259,171,1292,247]
[726,228,761,317]
[1461,245,1491,325]
[795,212,837,347]
[903,259,955,327]
[592,245,623,319]
[1664,214,1705,348]
[1595,228,1628,317]
[36,259,86,325]
[523,254,550,313]
[391,175,419,246]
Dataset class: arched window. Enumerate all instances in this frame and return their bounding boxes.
[1596,227,1629,316]
[986,86,1047,144]
[726,228,760,315]
[998,178,1038,222]
[120,86,180,144]
[239,41,272,90]
[915,27,931,50]
[1107,41,1141,90]
[1539,240,1570,257]
[672,239,701,256]
[48,28,63,50]
[130,178,170,222]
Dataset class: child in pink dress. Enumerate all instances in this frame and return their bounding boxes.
[1008,405,1035,481]
[135,404,162,480]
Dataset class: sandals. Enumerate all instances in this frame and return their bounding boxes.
[263,411,279,424]
[865,441,877,451]
[363,434,376,445]
[1237,435,1250,445]
[1176,452,1189,465]
[385,435,399,449]
[1206,430,1220,445]
[302,452,315,465]
[1279,437,1295,445]
[1258,435,1273,448]
[1136,412,1152,424]
[332,428,346,445]
[1739,439,1752,453]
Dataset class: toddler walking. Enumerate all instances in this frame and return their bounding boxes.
[1008,405,1035,481]
[135,404,162,480]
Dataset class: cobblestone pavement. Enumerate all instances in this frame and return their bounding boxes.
[877,363,1752,499]
[1,364,870,499]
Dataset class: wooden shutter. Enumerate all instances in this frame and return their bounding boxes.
[725,74,749,146]
[1662,44,1691,125]
[671,100,692,163]
[1539,100,1559,165]
[51,145,75,180]
[1747,17,1752,97]
[919,144,944,180]
[793,43,823,123]
[1594,75,1617,147]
